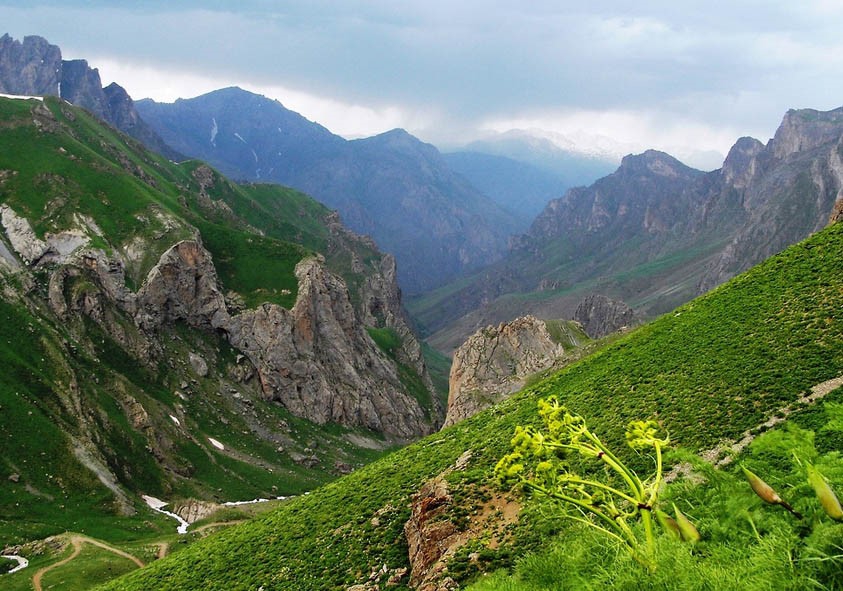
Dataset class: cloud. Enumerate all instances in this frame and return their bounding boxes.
[3,0,843,160]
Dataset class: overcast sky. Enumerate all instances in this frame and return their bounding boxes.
[3,0,843,169]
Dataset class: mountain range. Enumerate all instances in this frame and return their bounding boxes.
[3,30,843,591]
[411,106,843,351]
[135,88,521,294]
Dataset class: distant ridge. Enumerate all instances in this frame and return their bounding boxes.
[137,88,519,293]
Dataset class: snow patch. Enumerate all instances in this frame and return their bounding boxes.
[1,555,29,574]
[0,93,43,102]
[142,495,189,534]
[208,437,225,450]
[210,117,218,147]
[223,495,289,507]
[169,415,181,426]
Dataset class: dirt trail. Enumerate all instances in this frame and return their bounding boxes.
[32,535,144,591]
[666,374,843,482]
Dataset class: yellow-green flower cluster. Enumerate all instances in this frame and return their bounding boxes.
[625,419,669,450]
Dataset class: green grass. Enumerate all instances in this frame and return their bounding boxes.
[39,543,142,591]
[468,399,843,591]
[99,210,843,590]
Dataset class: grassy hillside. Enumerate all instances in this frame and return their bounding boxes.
[0,96,432,550]
[101,216,843,590]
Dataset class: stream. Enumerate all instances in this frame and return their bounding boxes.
[1,554,29,574]
[142,495,190,534]
[143,494,290,534]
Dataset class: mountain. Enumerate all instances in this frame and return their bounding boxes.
[100,208,843,591]
[0,33,180,160]
[411,106,843,352]
[0,95,443,544]
[441,151,568,225]
[136,87,519,293]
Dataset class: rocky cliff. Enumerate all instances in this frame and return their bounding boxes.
[573,294,635,339]
[0,33,180,160]
[443,316,566,427]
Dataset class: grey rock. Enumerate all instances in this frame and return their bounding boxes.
[443,315,564,427]
[0,34,61,95]
[188,352,209,377]
[573,294,635,339]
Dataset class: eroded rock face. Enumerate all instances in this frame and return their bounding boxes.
[84,237,433,439]
[227,257,432,439]
[443,315,564,427]
[573,294,635,339]
[136,240,229,331]
[403,451,519,590]
[0,34,61,96]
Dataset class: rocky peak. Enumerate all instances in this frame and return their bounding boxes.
[0,34,61,95]
[60,59,108,119]
[443,315,565,427]
[573,294,635,339]
[617,149,697,179]
[721,136,765,189]
[770,107,843,161]
[102,83,140,131]
[0,34,179,159]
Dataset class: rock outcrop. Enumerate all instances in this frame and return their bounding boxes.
[573,294,635,339]
[227,256,432,439]
[443,316,564,427]
[0,34,180,160]
[403,451,519,590]
[0,34,61,95]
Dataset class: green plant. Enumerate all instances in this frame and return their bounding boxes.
[496,397,676,569]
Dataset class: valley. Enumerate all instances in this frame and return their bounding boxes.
[1,21,843,591]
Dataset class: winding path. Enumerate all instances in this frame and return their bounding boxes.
[32,535,144,591]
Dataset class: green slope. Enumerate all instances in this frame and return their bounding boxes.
[0,97,429,546]
[102,214,843,590]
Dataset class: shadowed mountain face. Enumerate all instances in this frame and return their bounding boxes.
[0,33,180,160]
[411,107,843,352]
[137,88,519,293]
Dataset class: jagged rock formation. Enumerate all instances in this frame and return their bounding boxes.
[227,256,432,438]
[697,107,843,291]
[443,316,565,427]
[573,294,635,339]
[418,106,843,352]
[38,233,435,440]
[136,87,518,293]
[0,33,179,159]
[0,34,61,95]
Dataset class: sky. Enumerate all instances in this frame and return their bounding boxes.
[3,0,843,170]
